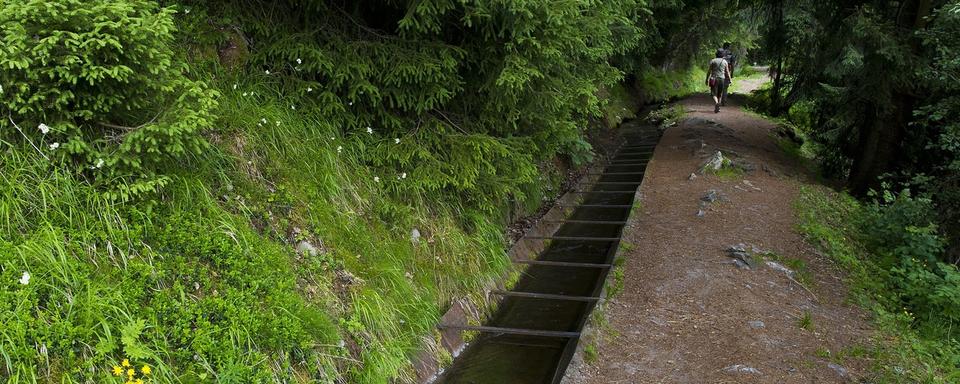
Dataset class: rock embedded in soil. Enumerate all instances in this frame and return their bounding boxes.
[297,240,320,256]
[827,362,848,378]
[723,364,761,375]
[765,260,796,278]
[726,243,759,268]
[702,189,721,202]
[700,151,725,173]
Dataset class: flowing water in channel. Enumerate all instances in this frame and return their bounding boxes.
[436,126,660,384]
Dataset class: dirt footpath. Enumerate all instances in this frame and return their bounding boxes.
[564,93,874,383]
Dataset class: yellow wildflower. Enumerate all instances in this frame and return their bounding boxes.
[112,366,123,376]
[127,368,135,378]
[141,365,151,375]
[122,359,131,367]
[135,379,144,384]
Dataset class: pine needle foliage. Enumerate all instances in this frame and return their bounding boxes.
[0,0,218,201]
[190,0,648,213]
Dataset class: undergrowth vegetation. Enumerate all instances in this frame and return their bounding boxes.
[797,186,960,382]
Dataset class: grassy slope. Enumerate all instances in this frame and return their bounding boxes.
[636,66,707,103]
[2,56,647,382]
[795,187,959,383]
[0,69,522,383]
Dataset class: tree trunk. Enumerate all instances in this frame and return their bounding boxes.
[847,0,932,195]
[768,0,785,117]
[847,98,910,195]
[770,53,785,116]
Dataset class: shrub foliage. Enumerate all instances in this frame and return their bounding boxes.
[0,0,217,200]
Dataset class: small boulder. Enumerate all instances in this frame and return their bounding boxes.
[296,240,319,257]
[700,151,725,173]
[726,243,759,268]
[702,189,721,202]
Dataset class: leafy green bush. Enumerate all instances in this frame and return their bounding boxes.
[797,186,960,381]
[893,258,960,325]
[855,189,960,329]
[0,0,217,199]
[861,189,940,266]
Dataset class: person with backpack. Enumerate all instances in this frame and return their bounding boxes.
[720,42,736,105]
[706,49,731,113]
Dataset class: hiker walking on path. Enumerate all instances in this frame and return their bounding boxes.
[706,49,732,113]
[720,42,736,105]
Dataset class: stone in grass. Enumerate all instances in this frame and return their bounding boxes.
[723,364,761,375]
[297,240,320,257]
[700,151,725,173]
[748,320,766,329]
[411,228,421,243]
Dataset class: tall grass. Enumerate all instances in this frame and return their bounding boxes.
[1,68,514,383]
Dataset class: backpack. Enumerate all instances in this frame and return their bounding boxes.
[723,49,736,67]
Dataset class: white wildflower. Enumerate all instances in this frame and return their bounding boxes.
[19,271,30,285]
[184,8,190,14]
[329,137,335,141]
[265,70,270,75]
[242,92,248,97]
[48,142,59,150]
[291,105,296,110]
[296,58,302,65]
[232,84,238,90]
[373,176,380,183]
[366,127,373,134]
[95,158,105,168]
[307,87,313,93]
[337,145,343,153]
[0,84,4,94]
[348,101,353,106]
[261,118,268,124]
[401,172,407,179]
[38,123,50,134]
[394,138,400,144]
[275,121,280,126]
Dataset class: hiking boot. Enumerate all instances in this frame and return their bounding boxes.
[714,104,720,113]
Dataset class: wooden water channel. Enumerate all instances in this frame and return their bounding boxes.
[435,129,660,383]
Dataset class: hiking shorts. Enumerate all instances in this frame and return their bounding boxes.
[711,78,727,99]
